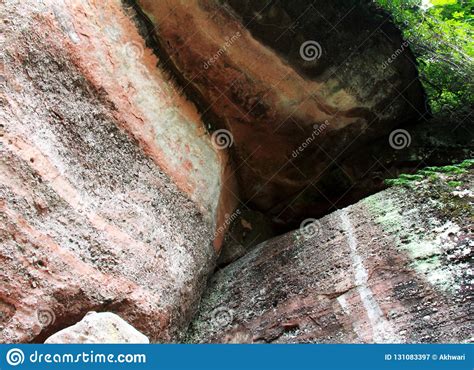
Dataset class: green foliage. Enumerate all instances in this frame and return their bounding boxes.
[385,173,425,187]
[385,159,473,187]
[374,0,473,116]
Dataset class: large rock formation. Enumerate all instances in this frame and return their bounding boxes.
[188,165,473,343]
[45,312,149,343]
[0,0,471,345]
[0,0,237,343]
[134,0,433,225]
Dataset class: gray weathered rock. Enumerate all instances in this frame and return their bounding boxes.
[0,0,232,344]
[0,0,471,346]
[45,312,149,344]
[188,165,473,343]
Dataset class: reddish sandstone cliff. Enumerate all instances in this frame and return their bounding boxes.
[0,0,237,342]
[0,0,471,345]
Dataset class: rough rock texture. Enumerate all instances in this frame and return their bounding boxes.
[188,166,473,343]
[0,0,472,346]
[217,209,276,267]
[45,312,149,344]
[135,0,434,225]
[273,118,474,228]
[0,0,236,343]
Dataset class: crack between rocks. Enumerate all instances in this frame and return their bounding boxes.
[123,0,226,135]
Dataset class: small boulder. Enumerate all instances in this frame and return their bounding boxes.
[44,312,149,344]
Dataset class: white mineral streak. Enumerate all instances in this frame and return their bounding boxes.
[340,209,400,343]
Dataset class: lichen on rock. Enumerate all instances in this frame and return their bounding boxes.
[188,167,473,343]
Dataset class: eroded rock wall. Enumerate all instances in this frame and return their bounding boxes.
[135,0,428,225]
[0,0,236,343]
[188,167,473,343]
[1,0,471,345]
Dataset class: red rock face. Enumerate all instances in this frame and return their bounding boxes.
[0,0,470,346]
[135,0,427,225]
[0,0,236,342]
[188,172,473,343]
